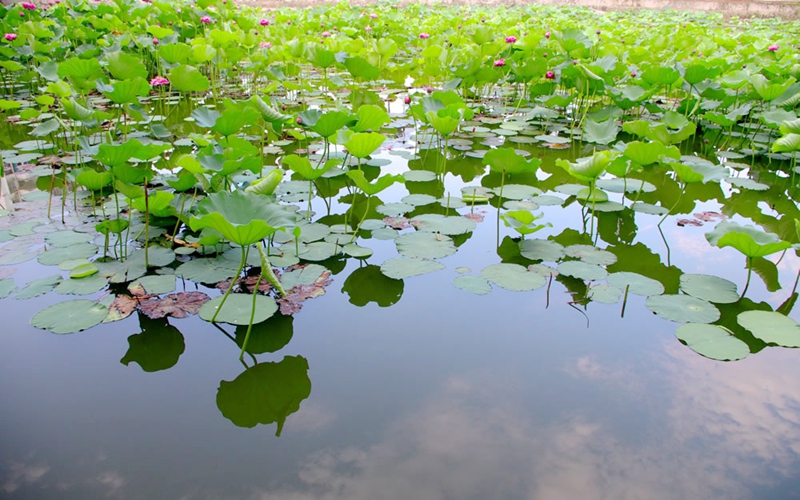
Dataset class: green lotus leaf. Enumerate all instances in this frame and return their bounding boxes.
[190,191,294,246]
[587,284,622,304]
[99,77,150,105]
[158,43,190,64]
[0,278,17,298]
[31,119,60,137]
[245,169,283,196]
[557,261,609,281]
[344,132,386,159]
[69,262,99,279]
[380,257,444,279]
[129,275,176,296]
[352,104,389,132]
[410,214,476,235]
[772,133,800,153]
[519,238,565,261]
[213,106,261,137]
[344,56,380,80]
[175,258,240,284]
[280,264,327,290]
[606,272,664,296]
[105,51,148,81]
[453,275,492,295]
[216,355,311,435]
[583,118,619,145]
[501,210,549,236]
[342,243,373,258]
[395,231,456,259]
[346,170,403,196]
[37,243,98,266]
[563,245,617,266]
[169,64,210,93]
[645,295,720,323]
[96,247,175,283]
[481,263,546,291]
[31,299,108,334]
[680,274,739,304]
[55,274,107,295]
[282,155,339,181]
[556,150,617,182]
[675,323,750,361]
[737,311,800,347]
[44,230,93,248]
[705,221,791,258]
[57,57,104,81]
[622,141,680,167]
[200,294,278,326]
[310,110,356,138]
[75,168,112,191]
[483,147,541,175]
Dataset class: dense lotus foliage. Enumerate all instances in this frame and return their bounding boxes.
[0,0,800,368]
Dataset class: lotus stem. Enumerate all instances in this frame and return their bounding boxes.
[658,183,686,227]
[210,246,247,323]
[496,171,506,248]
[741,257,752,298]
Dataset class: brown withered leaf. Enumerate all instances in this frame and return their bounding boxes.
[216,275,272,294]
[276,270,332,315]
[383,216,412,230]
[105,294,139,322]
[138,291,211,319]
[463,212,485,223]
[677,219,703,227]
[693,211,726,222]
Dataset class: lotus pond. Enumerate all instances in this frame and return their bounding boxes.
[1,0,800,498]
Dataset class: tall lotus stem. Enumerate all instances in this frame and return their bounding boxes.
[741,256,753,298]
[211,246,247,323]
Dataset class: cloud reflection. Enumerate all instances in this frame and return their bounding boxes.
[252,344,800,500]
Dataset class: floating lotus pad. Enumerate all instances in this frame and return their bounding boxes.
[380,257,445,279]
[587,284,623,304]
[410,214,477,235]
[452,275,492,295]
[401,194,437,206]
[481,263,546,291]
[55,274,108,295]
[299,241,339,261]
[395,231,456,259]
[14,275,63,300]
[646,295,720,323]
[606,272,664,296]
[44,230,94,247]
[281,264,328,289]
[342,243,373,258]
[679,274,739,304]
[558,261,609,281]
[737,311,800,347]
[403,170,437,182]
[0,278,17,298]
[377,203,414,216]
[199,294,278,326]
[31,299,109,334]
[675,323,750,361]
[37,243,98,266]
[563,245,617,266]
[175,258,241,284]
[129,275,177,295]
[519,239,565,262]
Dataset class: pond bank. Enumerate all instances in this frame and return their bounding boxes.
[239,0,800,19]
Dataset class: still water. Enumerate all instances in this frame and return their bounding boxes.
[2,158,800,499]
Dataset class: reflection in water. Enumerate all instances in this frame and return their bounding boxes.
[119,313,185,372]
[216,355,311,436]
[249,346,800,500]
[341,264,404,307]
[234,314,294,354]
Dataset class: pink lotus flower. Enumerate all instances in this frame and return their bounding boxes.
[150,76,169,86]
[768,44,779,52]
[596,29,601,35]
[365,26,373,32]
[425,85,433,94]
[419,32,430,39]
[631,71,637,77]
[505,35,516,44]
[200,15,211,24]
[260,41,272,49]
[403,95,411,105]
[545,70,555,79]
[542,52,548,58]
[494,58,505,67]
[296,116,303,124]
[545,31,550,39]
[260,18,270,26]
[4,33,17,41]
[21,2,36,10]
[19,11,24,16]
[369,13,377,18]
[152,37,158,45]
[322,31,330,37]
